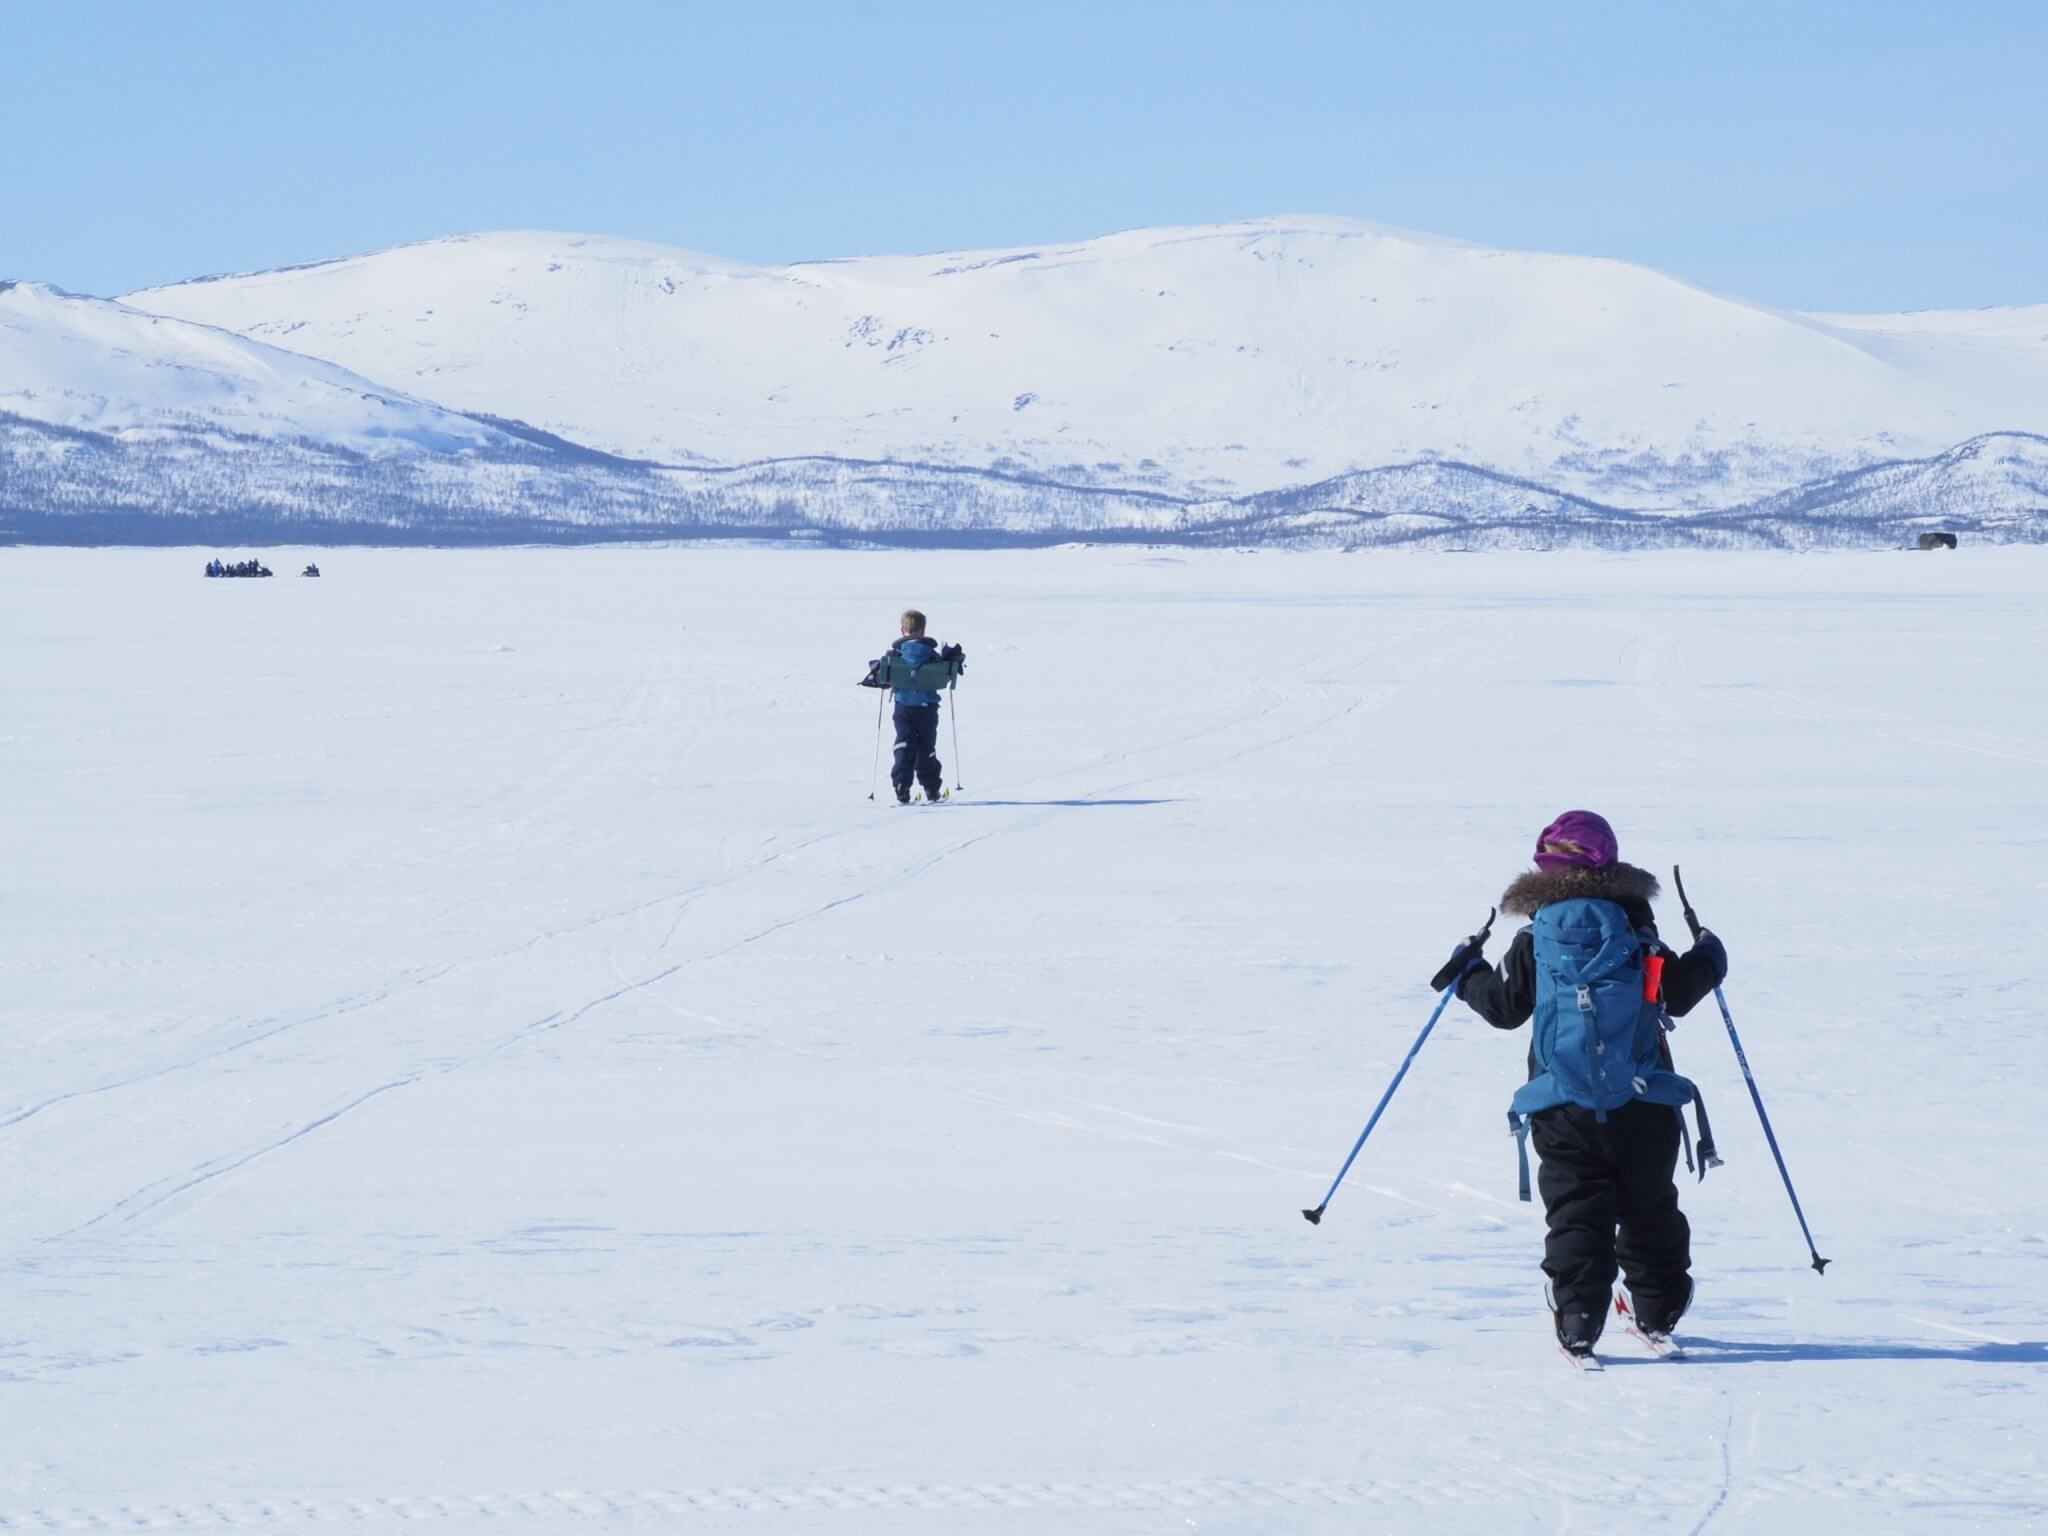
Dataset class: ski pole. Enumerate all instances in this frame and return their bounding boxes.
[1303,908,1494,1225]
[1674,865,1830,1274]
[866,687,886,801]
[948,681,965,793]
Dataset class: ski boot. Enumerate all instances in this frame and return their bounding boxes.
[1547,1281,1607,1368]
[1615,1278,1692,1358]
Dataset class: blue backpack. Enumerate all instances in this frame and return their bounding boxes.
[1506,897,1711,1200]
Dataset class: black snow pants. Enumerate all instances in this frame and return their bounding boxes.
[891,703,943,798]
[1532,1098,1691,1333]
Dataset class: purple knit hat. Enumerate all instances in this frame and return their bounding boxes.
[1533,810,1618,871]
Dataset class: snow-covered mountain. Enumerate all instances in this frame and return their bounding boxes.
[5,219,2046,546]
[0,279,548,542]
[124,218,2048,510]
[0,280,512,453]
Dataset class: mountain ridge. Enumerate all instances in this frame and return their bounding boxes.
[121,218,2048,511]
[5,216,2045,547]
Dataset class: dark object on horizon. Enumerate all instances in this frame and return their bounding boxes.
[204,557,274,577]
[302,563,321,577]
[1916,531,1958,550]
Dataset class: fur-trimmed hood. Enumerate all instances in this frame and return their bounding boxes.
[1502,861,1660,917]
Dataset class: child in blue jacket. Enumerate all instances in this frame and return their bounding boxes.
[884,609,947,803]
[1443,810,1727,1357]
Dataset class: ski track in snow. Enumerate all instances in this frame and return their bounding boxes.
[1685,1401,1736,1536]
[13,604,1434,1250]
[2,548,2043,1534]
[52,1079,422,1239]
[146,614,1432,1227]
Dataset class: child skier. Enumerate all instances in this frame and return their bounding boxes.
[879,609,954,804]
[1436,810,1727,1361]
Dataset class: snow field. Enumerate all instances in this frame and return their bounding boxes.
[1,546,2043,1534]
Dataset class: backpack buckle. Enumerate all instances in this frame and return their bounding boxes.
[1575,985,1594,1013]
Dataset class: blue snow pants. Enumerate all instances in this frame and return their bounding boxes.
[891,703,943,798]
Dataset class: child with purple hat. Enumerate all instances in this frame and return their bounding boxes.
[1435,810,1728,1361]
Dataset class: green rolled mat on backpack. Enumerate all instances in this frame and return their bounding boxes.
[866,656,960,691]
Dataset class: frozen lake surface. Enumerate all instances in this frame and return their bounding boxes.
[3,546,2043,1533]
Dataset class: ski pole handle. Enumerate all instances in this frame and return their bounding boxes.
[1428,907,1498,992]
[1672,864,1705,941]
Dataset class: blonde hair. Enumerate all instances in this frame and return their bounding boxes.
[900,609,927,635]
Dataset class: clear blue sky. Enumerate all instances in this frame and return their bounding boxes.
[3,0,2042,311]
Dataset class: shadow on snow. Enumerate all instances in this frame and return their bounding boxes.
[948,798,1185,808]
[1613,1335,2048,1367]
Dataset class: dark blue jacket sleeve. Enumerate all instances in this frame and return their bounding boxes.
[1456,927,1536,1030]
[1661,931,1727,1017]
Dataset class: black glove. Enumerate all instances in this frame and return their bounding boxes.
[940,642,966,675]
[1429,937,1487,992]
[1690,929,1728,985]
[858,658,885,689]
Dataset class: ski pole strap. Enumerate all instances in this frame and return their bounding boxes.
[1509,1111,1533,1202]
[1677,1107,1695,1178]
[1692,1089,1723,1179]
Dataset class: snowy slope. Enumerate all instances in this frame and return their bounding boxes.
[1813,302,2048,344]
[9,421,2043,548]
[1730,430,2048,541]
[2,546,2042,1533]
[125,219,2048,508]
[0,280,513,453]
